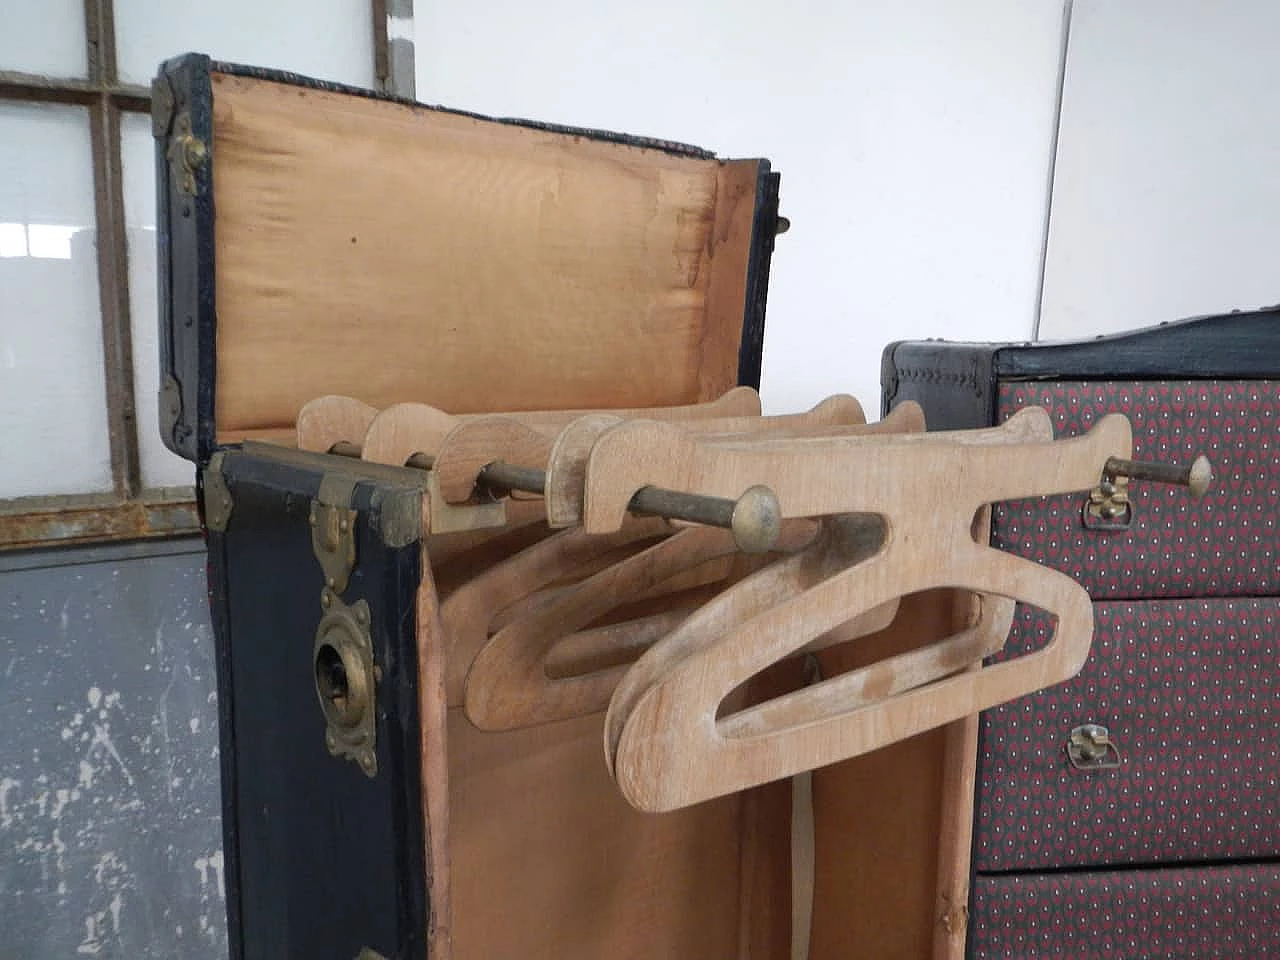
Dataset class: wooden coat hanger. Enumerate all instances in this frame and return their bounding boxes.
[598,408,1133,811]
[540,396,910,530]
[293,391,846,603]
[294,396,551,571]
[297,389,763,534]
[597,411,1039,785]
[462,521,823,731]
[295,387,764,462]
[332,392,864,537]
[439,506,807,706]
[296,394,379,453]
[575,403,1059,535]
[442,401,874,716]
[462,403,943,732]
[432,393,865,508]
[437,516,675,708]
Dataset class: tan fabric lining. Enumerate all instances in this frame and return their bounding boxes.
[208,72,757,442]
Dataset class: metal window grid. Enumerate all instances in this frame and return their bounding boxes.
[0,0,413,550]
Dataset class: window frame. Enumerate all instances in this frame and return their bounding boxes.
[0,0,414,550]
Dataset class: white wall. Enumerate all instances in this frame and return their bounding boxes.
[1040,0,1280,340]
[416,1,1069,414]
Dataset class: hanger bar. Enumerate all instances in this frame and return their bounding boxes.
[329,440,434,470]
[480,462,782,555]
[1103,454,1212,498]
[325,441,781,553]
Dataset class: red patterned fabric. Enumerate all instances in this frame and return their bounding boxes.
[993,380,1278,599]
[970,864,1280,959]
[974,600,1280,871]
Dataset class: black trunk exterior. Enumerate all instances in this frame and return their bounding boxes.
[882,306,1280,424]
[205,449,426,959]
[154,53,216,464]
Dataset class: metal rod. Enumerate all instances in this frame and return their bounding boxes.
[324,444,780,552]
[476,462,781,555]
[477,461,547,497]
[630,485,735,528]
[1103,455,1212,499]
[328,441,363,459]
[329,441,433,470]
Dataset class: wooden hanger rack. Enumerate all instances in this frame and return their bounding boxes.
[291,389,1209,817]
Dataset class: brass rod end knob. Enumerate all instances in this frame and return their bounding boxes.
[1187,454,1213,499]
[629,483,782,553]
[730,485,783,555]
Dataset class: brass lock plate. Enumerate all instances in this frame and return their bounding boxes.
[309,472,378,776]
[314,590,379,777]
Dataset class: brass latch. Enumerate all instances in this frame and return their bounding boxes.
[168,111,207,196]
[1066,723,1122,771]
[1083,474,1131,529]
[310,474,378,778]
[310,497,357,595]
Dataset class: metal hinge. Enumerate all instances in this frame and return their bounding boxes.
[202,453,233,532]
[159,374,184,452]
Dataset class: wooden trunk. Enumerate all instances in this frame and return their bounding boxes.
[158,55,969,959]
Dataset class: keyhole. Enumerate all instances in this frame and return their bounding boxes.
[316,643,351,717]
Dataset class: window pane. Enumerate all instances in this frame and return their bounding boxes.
[0,104,111,499]
[116,0,375,88]
[121,111,195,490]
[0,0,88,77]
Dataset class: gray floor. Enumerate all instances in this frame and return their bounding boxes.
[0,538,227,959]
